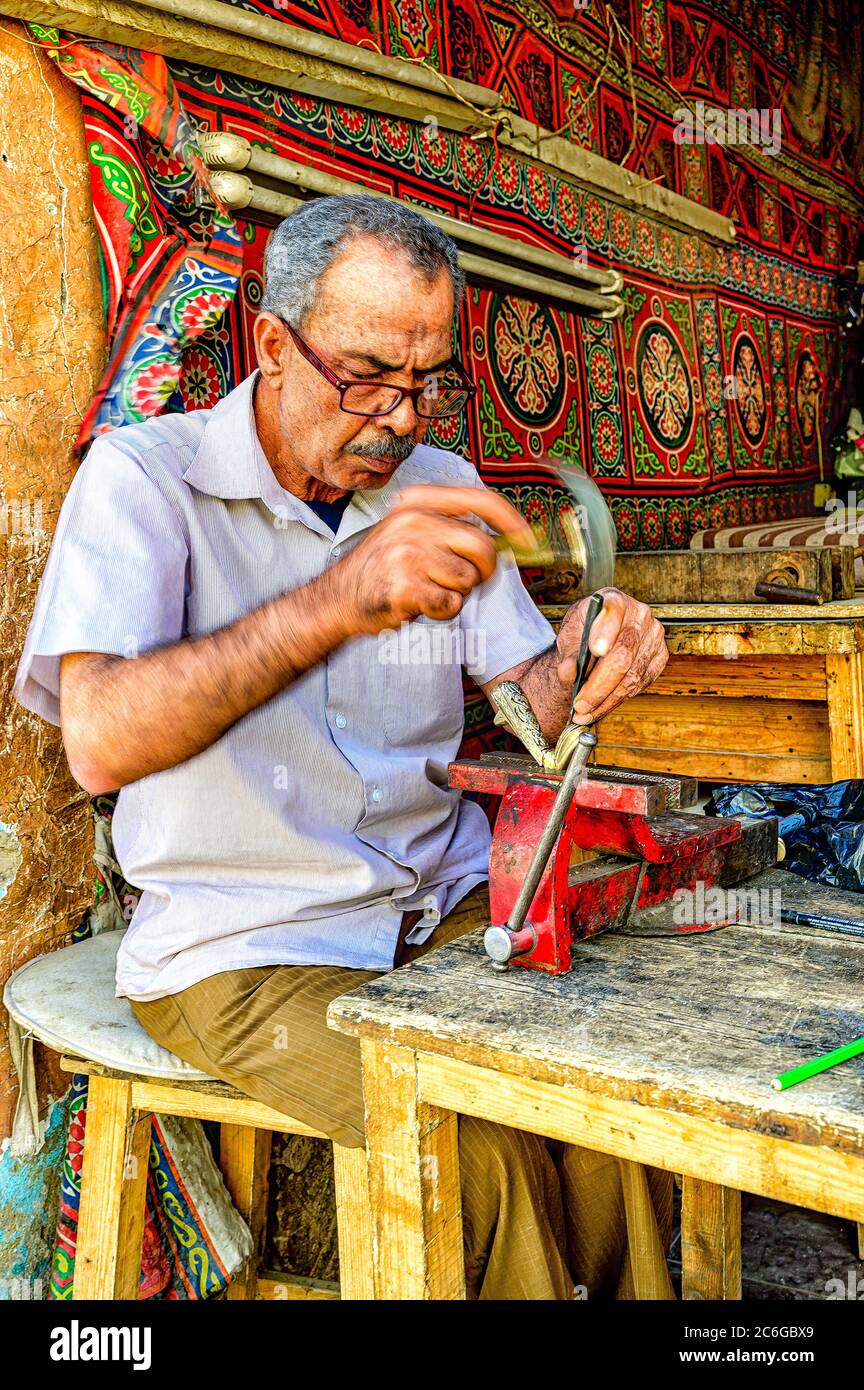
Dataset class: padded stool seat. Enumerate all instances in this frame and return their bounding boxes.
[3,931,210,1080]
[2,934,374,1299]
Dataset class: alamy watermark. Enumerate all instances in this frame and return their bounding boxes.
[377,620,486,673]
[672,881,783,930]
[0,495,44,554]
[824,490,864,543]
[49,1320,151,1369]
[673,102,782,156]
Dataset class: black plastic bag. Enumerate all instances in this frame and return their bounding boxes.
[706,781,864,892]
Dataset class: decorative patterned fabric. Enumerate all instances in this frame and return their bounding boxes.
[167,0,862,549]
[29,26,243,445]
[29,3,864,1285]
[32,2,864,542]
[50,801,248,1300]
[690,514,864,550]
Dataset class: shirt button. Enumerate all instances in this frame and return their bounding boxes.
[371,787,383,803]
[334,713,347,729]
[332,545,342,558]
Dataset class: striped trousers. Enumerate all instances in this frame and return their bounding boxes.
[131,885,675,1300]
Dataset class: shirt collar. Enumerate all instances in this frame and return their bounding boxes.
[182,368,414,540]
[183,369,306,523]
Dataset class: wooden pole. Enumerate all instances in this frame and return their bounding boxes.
[0,0,735,243]
[200,131,622,294]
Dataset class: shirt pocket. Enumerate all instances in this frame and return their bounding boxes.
[382,616,466,749]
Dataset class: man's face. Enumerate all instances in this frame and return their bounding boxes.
[253,233,456,495]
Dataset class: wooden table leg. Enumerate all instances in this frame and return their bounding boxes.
[360,1039,464,1300]
[680,1175,742,1300]
[75,1076,152,1299]
[333,1143,375,1300]
[826,651,864,779]
[220,1124,272,1300]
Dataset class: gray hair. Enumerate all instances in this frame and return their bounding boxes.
[261,194,465,328]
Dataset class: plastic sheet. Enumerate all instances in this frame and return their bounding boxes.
[707,781,864,892]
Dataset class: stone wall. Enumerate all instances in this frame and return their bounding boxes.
[0,19,104,1289]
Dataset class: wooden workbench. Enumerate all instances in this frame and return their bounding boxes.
[328,916,864,1300]
[543,598,864,784]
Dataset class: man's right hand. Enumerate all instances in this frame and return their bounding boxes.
[333,484,536,634]
[58,486,535,794]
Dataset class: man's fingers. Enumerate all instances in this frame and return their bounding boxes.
[555,588,666,723]
[572,644,668,724]
[585,588,626,658]
[413,583,465,622]
[556,589,628,684]
[432,517,499,582]
[426,550,483,597]
[568,625,666,723]
[392,484,536,551]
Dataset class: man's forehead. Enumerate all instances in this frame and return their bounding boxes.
[311,304,453,368]
[312,240,453,330]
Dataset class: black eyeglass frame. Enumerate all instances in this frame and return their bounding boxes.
[278,317,477,419]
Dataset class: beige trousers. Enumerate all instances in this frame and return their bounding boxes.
[131,885,675,1300]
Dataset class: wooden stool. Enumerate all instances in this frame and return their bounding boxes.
[4,933,373,1300]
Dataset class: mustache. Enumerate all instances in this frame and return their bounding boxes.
[345,433,416,465]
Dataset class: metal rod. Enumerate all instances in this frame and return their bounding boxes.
[201,134,622,295]
[122,0,500,109]
[505,728,598,937]
[208,172,624,316]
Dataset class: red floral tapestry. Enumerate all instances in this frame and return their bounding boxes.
[34,1,864,543]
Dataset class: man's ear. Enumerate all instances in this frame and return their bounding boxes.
[253,312,290,387]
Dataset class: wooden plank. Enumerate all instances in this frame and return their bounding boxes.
[650,654,827,701]
[594,693,831,783]
[333,1144,375,1300]
[614,548,837,605]
[541,603,864,639]
[595,744,831,784]
[128,1079,327,1135]
[413,1051,864,1223]
[618,1158,676,1299]
[652,600,864,623]
[329,922,864,1159]
[60,1055,250,1096]
[360,1039,464,1299]
[74,1076,152,1299]
[615,549,703,603]
[220,1124,272,1301]
[258,1272,339,1300]
[680,1177,742,1300]
[826,651,864,780]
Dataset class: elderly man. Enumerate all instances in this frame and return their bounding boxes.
[16,194,672,1301]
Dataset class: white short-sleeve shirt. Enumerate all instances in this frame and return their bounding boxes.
[15,370,555,1000]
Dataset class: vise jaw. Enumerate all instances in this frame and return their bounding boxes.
[448,754,778,974]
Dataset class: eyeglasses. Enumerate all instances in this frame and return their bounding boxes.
[279,318,476,419]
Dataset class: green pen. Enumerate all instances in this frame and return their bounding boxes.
[772,1036,864,1091]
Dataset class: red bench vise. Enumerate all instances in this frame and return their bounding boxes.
[448,754,778,973]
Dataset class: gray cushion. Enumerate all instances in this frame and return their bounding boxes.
[2,933,212,1081]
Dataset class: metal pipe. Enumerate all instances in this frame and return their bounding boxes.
[201,132,622,295]
[125,0,499,109]
[457,251,622,316]
[212,172,622,315]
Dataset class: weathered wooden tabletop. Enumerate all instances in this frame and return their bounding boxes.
[328,918,864,1157]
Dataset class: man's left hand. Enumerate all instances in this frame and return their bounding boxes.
[556,587,668,725]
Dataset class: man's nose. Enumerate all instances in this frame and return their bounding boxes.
[376,393,421,434]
